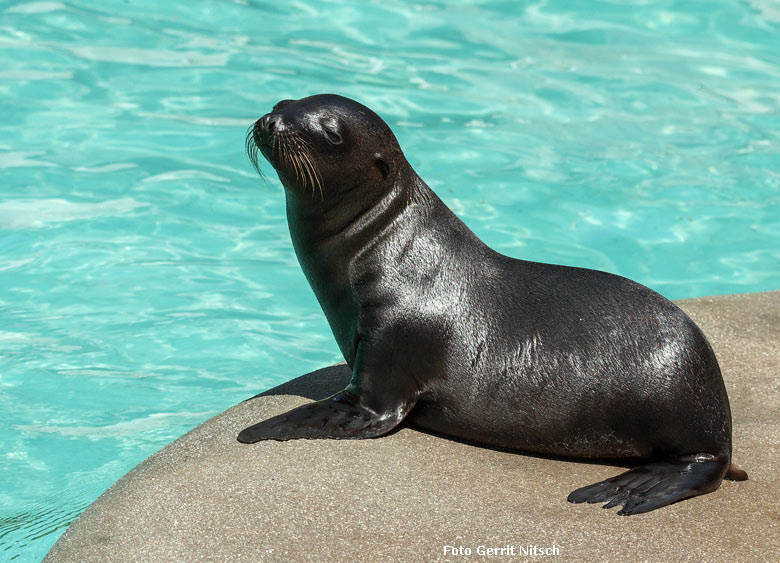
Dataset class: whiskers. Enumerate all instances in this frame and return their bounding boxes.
[245,125,265,180]
[245,123,324,200]
[287,133,324,201]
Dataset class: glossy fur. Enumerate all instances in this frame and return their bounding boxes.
[239,94,746,515]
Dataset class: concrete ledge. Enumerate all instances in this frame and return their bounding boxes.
[45,291,780,562]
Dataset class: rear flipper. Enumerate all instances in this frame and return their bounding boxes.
[567,454,730,516]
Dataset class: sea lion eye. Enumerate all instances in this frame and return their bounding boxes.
[320,119,342,145]
[324,129,342,145]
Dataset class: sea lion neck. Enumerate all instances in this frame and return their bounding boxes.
[285,170,436,364]
[284,164,421,245]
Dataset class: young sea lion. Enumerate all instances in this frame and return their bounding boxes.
[239,94,747,515]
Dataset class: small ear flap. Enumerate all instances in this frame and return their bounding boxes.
[374,156,389,180]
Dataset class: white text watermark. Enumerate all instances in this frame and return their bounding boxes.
[442,544,560,557]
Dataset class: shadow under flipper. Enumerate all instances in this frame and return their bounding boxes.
[246,364,645,465]
[406,423,647,470]
[246,365,658,470]
[247,363,352,401]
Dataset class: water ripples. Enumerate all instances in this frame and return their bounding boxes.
[1,0,778,559]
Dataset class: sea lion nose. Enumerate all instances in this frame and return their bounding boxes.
[256,113,283,143]
[263,114,283,133]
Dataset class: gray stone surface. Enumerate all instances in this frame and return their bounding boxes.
[45,291,780,562]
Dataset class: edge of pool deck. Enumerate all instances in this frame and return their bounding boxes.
[45,290,780,562]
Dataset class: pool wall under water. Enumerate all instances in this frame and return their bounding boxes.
[1,0,779,560]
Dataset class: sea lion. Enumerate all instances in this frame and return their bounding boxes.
[239,94,747,515]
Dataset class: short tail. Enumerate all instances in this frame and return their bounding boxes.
[726,462,748,481]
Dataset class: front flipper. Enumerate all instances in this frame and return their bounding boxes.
[237,390,403,443]
[238,337,421,443]
[567,454,730,516]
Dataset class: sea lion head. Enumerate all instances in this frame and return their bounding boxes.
[247,94,403,202]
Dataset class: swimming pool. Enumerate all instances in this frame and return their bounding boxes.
[1,0,778,559]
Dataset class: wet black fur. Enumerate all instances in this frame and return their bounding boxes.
[238,94,742,515]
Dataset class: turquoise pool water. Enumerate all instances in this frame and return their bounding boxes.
[1,0,778,559]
